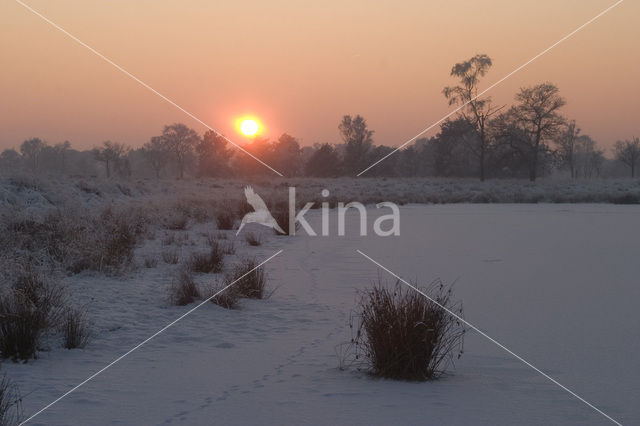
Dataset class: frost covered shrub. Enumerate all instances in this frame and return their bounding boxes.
[4,206,145,275]
[229,258,267,299]
[62,307,92,349]
[91,207,140,271]
[0,369,21,426]
[12,270,65,329]
[168,270,200,306]
[0,271,65,361]
[353,280,465,381]
[0,294,44,362]
[189,242,224,273]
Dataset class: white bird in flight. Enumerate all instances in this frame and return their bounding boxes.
[236,186,285,235]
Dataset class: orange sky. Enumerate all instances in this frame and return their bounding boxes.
[1,0,637,153]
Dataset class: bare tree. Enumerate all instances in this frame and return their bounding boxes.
[574,135,604,178]
[443,54,502,181]
[555,120,580,178]
[159,123,200,179]
[93,141,129,178]
[339,115,373,174]
[509,83,566,181]
[142,136,171,179]
[614,137,640,178]
[20,137,47,174]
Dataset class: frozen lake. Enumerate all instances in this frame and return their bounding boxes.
[9,204,640,425]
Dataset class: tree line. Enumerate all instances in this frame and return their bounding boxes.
[2,54,639,180]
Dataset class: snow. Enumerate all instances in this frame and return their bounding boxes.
[3,202,638,425]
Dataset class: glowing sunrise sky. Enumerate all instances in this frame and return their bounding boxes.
[0,0,637,152]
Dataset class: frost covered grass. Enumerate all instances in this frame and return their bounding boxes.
[168,270,201,306]
[0,270,68,361]
[0,294,45,362]
[188,242,224,273]
[161,249,180,265]
[203,283,240,310]
[353,279,465,381]
[244,232,262,246]
[1,206,144,276]
[229,258,268,300]
[61,307,92,350]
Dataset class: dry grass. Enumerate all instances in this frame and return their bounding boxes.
[0,294,45,362]
[163,213,188,230]
[62,306,92,349]
[203,283,240,310]
[168,270,200,306]
[189,242,224,273]
[353,279,465,381]
[216,211,236,231]
[143,256,158,268]
[161,249,180,264]
[229,258,268,299]
[0,270,66,362]
[244,232,262,246]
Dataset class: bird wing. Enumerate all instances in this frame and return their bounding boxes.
[244,186,269,212]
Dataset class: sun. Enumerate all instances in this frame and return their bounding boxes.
[240,119,259,136]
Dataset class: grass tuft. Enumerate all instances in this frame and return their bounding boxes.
[353,279,465,381]
[168,270,200,306]
[229,258,268,299]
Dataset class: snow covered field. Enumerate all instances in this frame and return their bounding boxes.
[4,203,638,425]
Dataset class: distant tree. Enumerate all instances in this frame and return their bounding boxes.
[93,141,129,178]
[53,140,71,174]
[339,115,374,175]
[304,143,341,177]
[428,118,478,177]
[443,54,502,181]
[508,82,566,181]
[159,123,200,179]
[366,145,397,177]
[614,137,640,177]
[233,137,274,176]
[20,137,47,174]
[0,149,22,174]
[142,136,171,179]
[554,121,581,178]
[271,133,302,177]
[574,135,604,178]
[396,145,425,177]
[195,130,234,177]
